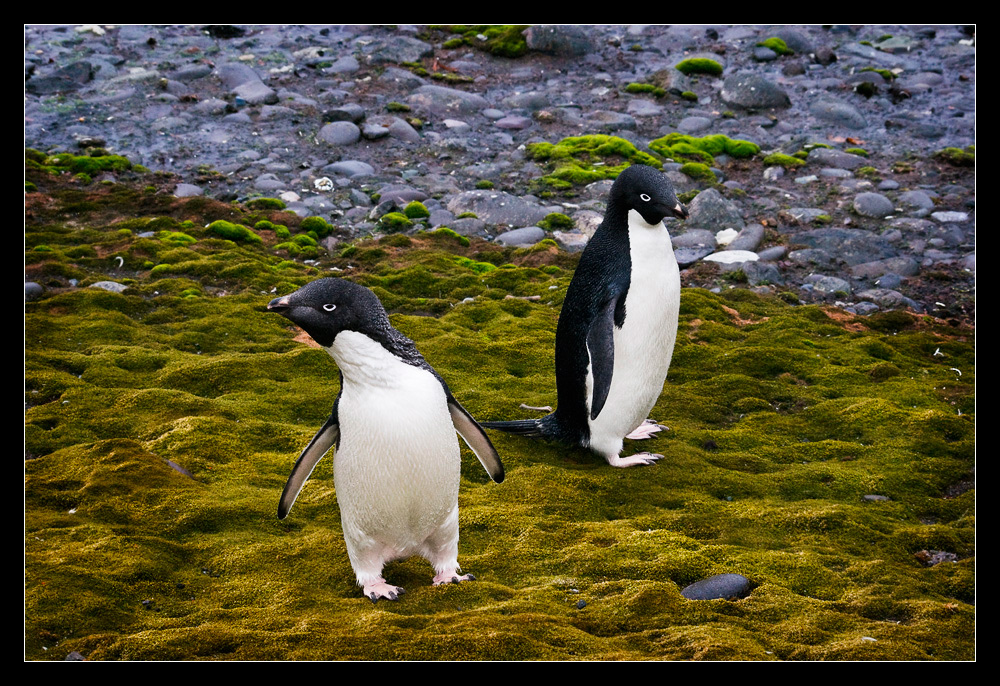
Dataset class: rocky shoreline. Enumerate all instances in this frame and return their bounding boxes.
[25,24,975,321]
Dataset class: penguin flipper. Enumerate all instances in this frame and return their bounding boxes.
[278,413,339,519]
[587,297,618,421]
[448,397,505,483]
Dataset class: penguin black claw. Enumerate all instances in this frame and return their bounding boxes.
[483,164,685,469]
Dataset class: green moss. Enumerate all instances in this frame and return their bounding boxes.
[624,82,667,97]
[855,82,878,98]
[845,148,868,157]
[246,197,286,210]
[299,216,334,238]
[675,58,724,76]
[860,67,896,81]
[679,162,717,182]
[475,180,495,190]
[380,234,412,248]
[378,212,414,233]
[433,25,529,58]
[157,231,197,246]
[403,201,431,220]
[680,91,698,101]
[457,212,479,219]
[649,133,760,165]
[538,213,574,230]
[933,147,975,167]
[856,166,879,179]
[757,37,793,55]
[23,167,977,661]
[454,256,498,274]
[526,135,663,189]
[205,220,262,245]
[763,153,806,169]
[386,102,411,113]
[431,72,474,84]
[426,227,471,248]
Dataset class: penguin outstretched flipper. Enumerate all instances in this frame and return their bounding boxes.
[278,394,340,519]
[447,396,505,483]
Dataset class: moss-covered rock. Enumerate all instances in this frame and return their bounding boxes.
[649,133,760,165]
[378,212,414,233]
[763,153,806,169]
[933,146,975,167]
[403,201,431,219]
[757,37,794,55]
[675,58,724,76]
[206,220,263,245]
[432,25,529,58]
[526,135,662,189]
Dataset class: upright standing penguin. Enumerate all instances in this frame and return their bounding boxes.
[268,278,504,602]
[483,164,688,467]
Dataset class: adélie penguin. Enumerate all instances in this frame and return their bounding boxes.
[483,164,688,467]
[268,278,504,602]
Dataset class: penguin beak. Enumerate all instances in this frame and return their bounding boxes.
[671,202,689,220]
[268,295,291,312]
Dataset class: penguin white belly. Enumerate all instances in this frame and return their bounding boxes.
[329,332,461,585]
[587,211,680,458]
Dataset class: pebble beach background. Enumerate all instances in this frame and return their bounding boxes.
[25,24,975,319]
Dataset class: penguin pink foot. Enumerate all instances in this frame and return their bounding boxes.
[364,580,406,603]
[625,419,665,440]
[432,570,476,585]
[607,452,663,468]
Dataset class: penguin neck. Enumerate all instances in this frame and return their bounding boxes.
[626,208,664,232]
[328,330,425,389]
[603,196,632,232]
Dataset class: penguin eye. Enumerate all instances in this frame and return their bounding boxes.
[640,193,651,202]
[322,304,337,312]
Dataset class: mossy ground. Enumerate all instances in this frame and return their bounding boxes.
[25,160,974,661]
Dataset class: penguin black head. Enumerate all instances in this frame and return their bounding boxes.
[268,278,393,349]
[610,164,689,225]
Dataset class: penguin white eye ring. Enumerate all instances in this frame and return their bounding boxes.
[640,193,651,202]
[267,278,504,603]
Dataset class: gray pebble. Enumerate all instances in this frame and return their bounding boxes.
[853,192,894,218]
[809,97,867,129]
[681,573,752,601]
[318,121,361,146]
[25,282,44,301]
[721,74,791,109]
[174,183,203,198]
[90,281,128,293]
[495,226,546,247]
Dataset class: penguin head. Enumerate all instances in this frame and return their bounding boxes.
[268,278,391,348]
[611,164,689,225]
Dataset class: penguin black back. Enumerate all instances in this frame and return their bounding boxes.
[483,164,687,466]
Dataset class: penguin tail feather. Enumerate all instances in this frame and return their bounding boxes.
[480,418,547,438]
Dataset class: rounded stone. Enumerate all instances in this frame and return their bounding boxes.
[853,192,894,218]
[681,574,752,601]
[318,121,361,146]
